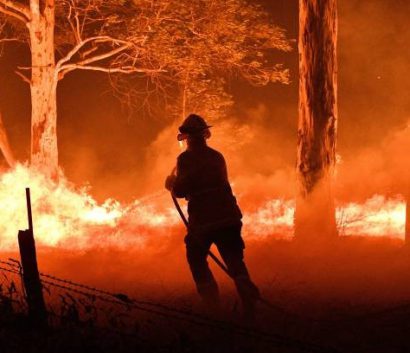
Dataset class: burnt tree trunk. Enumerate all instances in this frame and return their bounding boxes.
[28,0,58,177]
[295,0,338,240]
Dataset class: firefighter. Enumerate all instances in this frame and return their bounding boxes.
[165,114,260,320]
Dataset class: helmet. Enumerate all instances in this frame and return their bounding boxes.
[177,114,212,141]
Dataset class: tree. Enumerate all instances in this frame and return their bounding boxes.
[110,0,292,123]
[295,0,338,240]
[157,0,292,121]
[0,0,167,177]
[1,0,291,178]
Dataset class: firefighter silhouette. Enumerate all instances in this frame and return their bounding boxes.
[165,114,260,319]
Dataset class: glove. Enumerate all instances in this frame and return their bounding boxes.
[165,174,176,191]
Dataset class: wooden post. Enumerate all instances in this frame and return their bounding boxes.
[18,188,48,327]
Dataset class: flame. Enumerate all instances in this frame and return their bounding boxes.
[243,195,406,239]
[0,165,406,251]
[336,195,406,237]
[243,199,295,239]
[0,164,179,250]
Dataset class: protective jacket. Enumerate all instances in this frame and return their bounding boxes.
[172,143,242,233]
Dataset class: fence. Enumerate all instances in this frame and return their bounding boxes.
[0,257,346,353]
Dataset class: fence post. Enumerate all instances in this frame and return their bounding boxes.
[18,188,48,327]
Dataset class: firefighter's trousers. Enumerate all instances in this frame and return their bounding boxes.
[185,224,259,313]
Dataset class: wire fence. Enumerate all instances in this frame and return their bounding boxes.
[0,258,343,353]
[4,253,410,353]
[0,261,26,316]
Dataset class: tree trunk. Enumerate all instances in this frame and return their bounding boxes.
[295,0,338,240]
[28,1,58,177]
[0,112,16,168]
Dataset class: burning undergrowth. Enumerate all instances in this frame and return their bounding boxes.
[0,164,179,250]
[0,164,405,252]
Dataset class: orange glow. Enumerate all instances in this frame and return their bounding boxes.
[243,196,405,240]
[0,164,179,250]
[337,196,406,237]
[0,165,406,251]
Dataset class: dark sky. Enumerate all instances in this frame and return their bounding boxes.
[0,0,409,201]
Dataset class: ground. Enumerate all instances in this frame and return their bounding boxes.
[1,236,410,353]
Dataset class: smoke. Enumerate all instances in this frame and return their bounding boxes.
[0,0,409,314]
[143,110,409,207]
[336,121,410,201]
[58,0,410,207]
[142,104,297,207]
[0,0,408,249]
[338,0,410,154]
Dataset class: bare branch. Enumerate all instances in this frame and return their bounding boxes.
[73,44,131,67]
[59,63,165,78]
[56,36,130,68]
[15,69,31,84]
[65,0,81,42]
[0,5,28,23]
[81,45,98,58]
[0,37,22,43]
[0,0,30,22]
